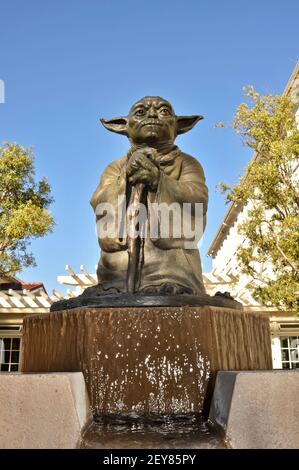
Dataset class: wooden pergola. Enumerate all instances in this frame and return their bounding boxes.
[57,264,260,307]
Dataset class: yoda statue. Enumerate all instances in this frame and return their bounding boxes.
[51,96,241,310]
[90,96,208,296]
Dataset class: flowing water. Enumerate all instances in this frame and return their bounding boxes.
[22,307,271,450]
[80,414,226,449]
[22,307,272,417]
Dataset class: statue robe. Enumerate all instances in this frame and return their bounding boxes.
[90,146,208,295]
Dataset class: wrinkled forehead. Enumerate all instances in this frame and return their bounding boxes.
[129,96,175,115]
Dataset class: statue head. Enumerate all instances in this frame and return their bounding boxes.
[100,96,203,146]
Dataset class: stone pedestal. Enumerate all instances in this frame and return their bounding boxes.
[209,371,299,449]
[0,372,92,449]
[22,306,272,416]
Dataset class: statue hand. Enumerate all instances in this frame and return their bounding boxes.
[127,149,160,190]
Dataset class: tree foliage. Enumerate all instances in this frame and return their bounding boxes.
[220,87,299,311]
[0,142,54,275]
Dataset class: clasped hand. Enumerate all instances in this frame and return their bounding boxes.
[126,149,160,190]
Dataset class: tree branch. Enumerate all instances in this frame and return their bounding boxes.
[270,231,299,272]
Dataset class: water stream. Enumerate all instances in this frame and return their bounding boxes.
[80,414,226,449]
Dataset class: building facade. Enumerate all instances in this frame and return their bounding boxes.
[206,61,299,369]
[0,273,57,372]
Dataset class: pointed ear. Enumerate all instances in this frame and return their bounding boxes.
[176,115,204,135]
[100,117,128,136]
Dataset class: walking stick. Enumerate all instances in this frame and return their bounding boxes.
[126,182,145,293]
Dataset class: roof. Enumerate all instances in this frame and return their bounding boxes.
[0,281,47,293]
[0,268,48,295]
[207,61,299,258]
[19,282,45,292]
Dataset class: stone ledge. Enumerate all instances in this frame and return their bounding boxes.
[0,372,92,449]
[209,370,299,449]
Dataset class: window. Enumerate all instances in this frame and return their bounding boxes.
[0,337,21,372]
[279,323,299,330]
[280,336,299,369]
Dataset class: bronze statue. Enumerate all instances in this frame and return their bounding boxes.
[90,96,208,295]
[51,96,242,310]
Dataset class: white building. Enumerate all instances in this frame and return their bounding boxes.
[206,61,299,370]
[0,272,62,371]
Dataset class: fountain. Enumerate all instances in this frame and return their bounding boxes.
[21,97,272,445]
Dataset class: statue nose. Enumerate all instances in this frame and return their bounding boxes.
[148,107,158,118]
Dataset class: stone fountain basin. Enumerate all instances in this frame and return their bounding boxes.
[22,305,272,416]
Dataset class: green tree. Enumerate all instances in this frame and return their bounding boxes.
[0,142,54,275]
[220,87,299,311]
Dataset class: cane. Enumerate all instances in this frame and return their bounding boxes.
[126,182,145,293]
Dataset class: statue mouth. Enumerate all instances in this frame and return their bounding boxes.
[141,121,163,128]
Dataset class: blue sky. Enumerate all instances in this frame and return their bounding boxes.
[0,0,298,294]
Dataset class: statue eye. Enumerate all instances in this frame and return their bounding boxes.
[135,108,145,116]
[160,107,170,115]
